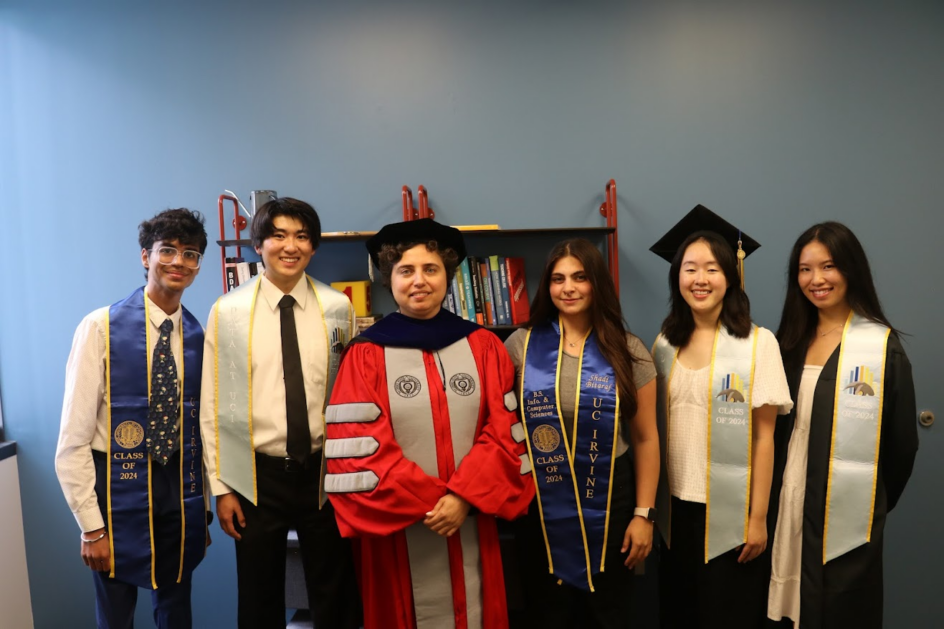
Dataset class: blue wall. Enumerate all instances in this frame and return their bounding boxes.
[2,1,942,626]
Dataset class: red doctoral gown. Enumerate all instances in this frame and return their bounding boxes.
[325,324,533,629]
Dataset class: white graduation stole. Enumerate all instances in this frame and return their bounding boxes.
[823,311,890,563]
[653,323,757,562]
[212,275,353,504]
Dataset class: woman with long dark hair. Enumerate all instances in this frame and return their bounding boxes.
[505,237,659,628]
[650,207,792,628]
[767,222,917,629]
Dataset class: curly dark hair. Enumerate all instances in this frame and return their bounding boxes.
[251,197,322,250]
[376,240,460,289]
[660,230,752,347]
[138,208,207,279]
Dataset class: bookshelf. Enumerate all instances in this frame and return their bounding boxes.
[215,181,620,334]
[217,226,614,249]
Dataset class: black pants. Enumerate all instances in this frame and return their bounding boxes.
[515,452,636,629]
[659,497,768,629]
[93,450,192,629]
[233,452,360,629]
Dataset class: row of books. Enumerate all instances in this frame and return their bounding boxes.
[445,256,530,325]
[224,257,264,291]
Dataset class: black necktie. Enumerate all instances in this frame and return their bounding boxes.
[147,318,179,466]
[279,295,311,463]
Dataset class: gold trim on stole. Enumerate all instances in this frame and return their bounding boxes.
[704,323,721,561]
[143,295,158,589]
[702,323,758,563]
[105,310,115,578]
[867,336,890,539]
[823,311,853,562]
[519,330,555,574]
[212,296,221,491]
[743,329,759,546]
[211,282,262,504]
[176,316,187,584]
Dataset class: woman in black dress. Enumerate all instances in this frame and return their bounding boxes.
[767,222,918,629]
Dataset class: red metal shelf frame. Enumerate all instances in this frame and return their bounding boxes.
[218,194,248,294]
[401,181,619,295]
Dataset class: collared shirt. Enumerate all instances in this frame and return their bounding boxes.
[55,293,184,533]
[200,273,330,496]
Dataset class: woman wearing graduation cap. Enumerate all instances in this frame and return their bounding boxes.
[650,205,792,628]
[766,222,917,629]
[322,218,534,629]
[504,238,660,628]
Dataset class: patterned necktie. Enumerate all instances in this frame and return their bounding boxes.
[280,295,311,464]
[146,318,179,466]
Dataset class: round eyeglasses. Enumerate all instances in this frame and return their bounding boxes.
[150,246,203,269]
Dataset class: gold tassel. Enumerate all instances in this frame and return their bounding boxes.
[737,232,745,290]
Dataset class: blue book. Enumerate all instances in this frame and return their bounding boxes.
[445,285,456,314]
[497,256,512,324]
[488,255,509,325]
[460,259,476,321]
[451,276,464,319]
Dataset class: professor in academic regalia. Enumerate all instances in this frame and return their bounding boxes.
[56,209,210,629]
[324,218,534,629]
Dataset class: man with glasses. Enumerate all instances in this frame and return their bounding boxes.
[56,208,210,629]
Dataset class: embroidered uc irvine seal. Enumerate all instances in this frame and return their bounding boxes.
[532,424,561,453]
[449,373,476,396]
[115,421,145,449]
[394,375,422,398]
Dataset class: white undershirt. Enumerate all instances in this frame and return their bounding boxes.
[768,364,822,625]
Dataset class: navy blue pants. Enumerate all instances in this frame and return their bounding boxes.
[92,450,193,629]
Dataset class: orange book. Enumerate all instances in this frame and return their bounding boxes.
[331,280,372,317]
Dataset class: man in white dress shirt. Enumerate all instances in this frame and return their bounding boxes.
[55,209,210,629]
[199,197,360,629]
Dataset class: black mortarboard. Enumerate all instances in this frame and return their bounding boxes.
[649,204,760,263]
[365,218,468,269]
[650,204,760,288]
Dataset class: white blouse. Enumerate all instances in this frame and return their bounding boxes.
[768,364,822,625]
[667,327,793,503]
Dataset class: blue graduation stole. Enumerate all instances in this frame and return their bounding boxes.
[520,319,620,591]
[106,287,207,589]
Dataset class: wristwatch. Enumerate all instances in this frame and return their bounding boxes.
[634,507,657,522]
